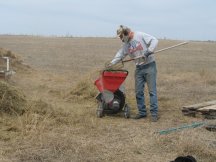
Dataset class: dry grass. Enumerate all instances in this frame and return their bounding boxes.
[0,36,215,162]
[66,71,99,101]
[0,81,26,115]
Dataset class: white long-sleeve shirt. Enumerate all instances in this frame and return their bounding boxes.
[111,31,158,65]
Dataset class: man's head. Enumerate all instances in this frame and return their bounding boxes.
[117,25,131,43]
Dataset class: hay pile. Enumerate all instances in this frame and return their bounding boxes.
[0,47,30,72]
[67,74,98,101]
[0,47,17,59]
[0,81,26,115]
[27,99,54,116]
[69,80,98,100]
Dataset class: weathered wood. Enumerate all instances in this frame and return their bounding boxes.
[182,100,216,119]
[182,100,216,110]
[197,104,216,112]
[182,109,196,117]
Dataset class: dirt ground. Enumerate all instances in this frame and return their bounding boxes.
[0,35,216,162]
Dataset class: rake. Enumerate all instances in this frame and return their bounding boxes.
[105,42,188,70]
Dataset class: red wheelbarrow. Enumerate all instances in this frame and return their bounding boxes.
[94,70,130,118]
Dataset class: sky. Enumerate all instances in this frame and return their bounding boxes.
[0,0,216,41]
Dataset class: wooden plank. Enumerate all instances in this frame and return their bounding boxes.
[182,100,216,110]
[182,108,196,116]
[197,105,216,112]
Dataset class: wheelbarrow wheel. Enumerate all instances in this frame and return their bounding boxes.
[97,102,104,118]
[124,104,130,118]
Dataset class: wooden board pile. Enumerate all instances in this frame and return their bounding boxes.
[182,100,216,119]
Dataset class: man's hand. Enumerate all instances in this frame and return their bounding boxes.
[105,62,113,69]
[144,50,153,57]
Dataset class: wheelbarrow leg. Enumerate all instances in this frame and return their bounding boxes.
[124,103,130,118]
[97,101,104,118]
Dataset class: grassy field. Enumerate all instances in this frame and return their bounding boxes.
[0,35,216,162]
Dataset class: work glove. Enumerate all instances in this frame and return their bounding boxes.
[144,49,153,57]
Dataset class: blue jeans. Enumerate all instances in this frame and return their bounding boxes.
[135,61,158,117]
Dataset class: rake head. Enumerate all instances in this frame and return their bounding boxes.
[104,61,124,70]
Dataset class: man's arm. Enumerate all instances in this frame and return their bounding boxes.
[110,47,127,64]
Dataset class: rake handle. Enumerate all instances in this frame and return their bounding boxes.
[122,42,188,63]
